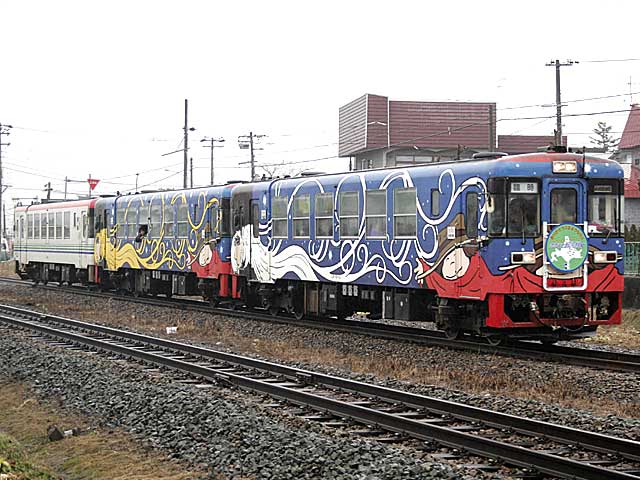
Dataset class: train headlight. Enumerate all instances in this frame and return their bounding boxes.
[511,251,536,264]
[552,161,577,173]
[593,251,618,263]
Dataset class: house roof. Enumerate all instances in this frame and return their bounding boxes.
[498,135,567,154]
[338,94,496,157]
[623,163,640,198]
[619,104,640,150]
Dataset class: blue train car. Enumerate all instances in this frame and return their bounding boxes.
[230,150,624,342]
[94,184,234,300]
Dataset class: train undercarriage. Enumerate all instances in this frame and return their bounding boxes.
[15,260,617,344]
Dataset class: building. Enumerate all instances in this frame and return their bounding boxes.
[338,94,571,170]
[608,104,640,228]
[497,135,566,155]
[613,104,640,166]
[339,94,496,170]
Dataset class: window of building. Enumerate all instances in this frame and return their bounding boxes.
[292,194,310,238]
[63,211,71,239]
[315,193,333,238]
[163,203,174,237]
[431,189,440,217]
[272,196,288,238]
[465,192,478,238]
[339,191,359,238]
[55,212,62,239]
[365,190,386,238]
[394,188,416,238]
[176,202,189,238]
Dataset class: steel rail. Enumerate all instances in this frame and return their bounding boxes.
[1,276,639,373]
[1,306,639,479]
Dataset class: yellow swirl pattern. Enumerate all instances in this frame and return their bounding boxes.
[95,193,221,272]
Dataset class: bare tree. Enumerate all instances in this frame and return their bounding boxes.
[589,121,620,152]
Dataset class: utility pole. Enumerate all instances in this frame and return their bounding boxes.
[0,123,13,239]
[182,99,196,189]
[183,99,189,189]
[64,176,68,199]
[135,173,139,192]
[238,131,265,181]
[546,59,577,146]
[44,182,52,201]
[190,157,193,188]
[201,136,225,185]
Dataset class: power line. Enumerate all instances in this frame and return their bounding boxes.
[580,58,640,63]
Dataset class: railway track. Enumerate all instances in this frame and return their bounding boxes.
[1,303,639,480]
[1,276,640,373]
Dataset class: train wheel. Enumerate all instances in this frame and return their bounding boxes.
[444,326,461,340]
[486,334,505,346]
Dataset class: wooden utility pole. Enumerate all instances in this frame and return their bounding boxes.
[546,59,577,146]
[183,99,189,189]
[0,123,13,238]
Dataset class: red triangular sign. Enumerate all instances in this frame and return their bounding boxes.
[88,178,100,190]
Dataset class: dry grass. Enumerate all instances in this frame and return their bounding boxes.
[2,285,638,420]
[0,260,18,279]
[0,382,207,480]
[583,310,640,349]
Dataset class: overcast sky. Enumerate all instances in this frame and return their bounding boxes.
[1,0,639,217]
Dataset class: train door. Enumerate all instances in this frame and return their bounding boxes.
[18,211,26,265]
[249,199,262,281]
[542,180,588,291]
[456,188,481,298]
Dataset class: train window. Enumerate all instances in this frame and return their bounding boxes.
[20,217,24,240]
[48,213,55,239]
[55,212,63,239]
[209,205,218,236]
[116,206,126,236]
[339,191,359,238]
[163,203,174,237]
[252,202,260,238]
[63,211,71,239]
[508,183,540,237]
[149,202,163,237]
[272,196,288,238]
[394,188,416,238]
[177,202,189,238]
[293,194,310,238]
[315,193,333,238]
[465,192,478,238]
[431,189,440,217]
[366,190,386,238]
[220,198,231,236]
[34,214,40,240]
[27,214,33,239]
[551,189,576,225]
[588,181,620,236]
[126,205,138,238]
[88,210,95,239]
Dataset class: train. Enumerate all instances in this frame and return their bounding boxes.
[13,148,624,344]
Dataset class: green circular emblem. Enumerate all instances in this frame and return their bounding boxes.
[545,223,588,272]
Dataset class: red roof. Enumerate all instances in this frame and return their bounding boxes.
[623,164,640,198]
[498,135,567,154]
[619,104,640,150]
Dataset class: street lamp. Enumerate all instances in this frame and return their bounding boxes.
[201,136,225,185]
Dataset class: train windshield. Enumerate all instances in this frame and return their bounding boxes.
[588,181,621,236]
[487,178,540,237]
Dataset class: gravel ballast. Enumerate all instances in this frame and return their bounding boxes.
[0,326,474,480]
[1,283,638,442]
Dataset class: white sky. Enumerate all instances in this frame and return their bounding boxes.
[1,0,639,220]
